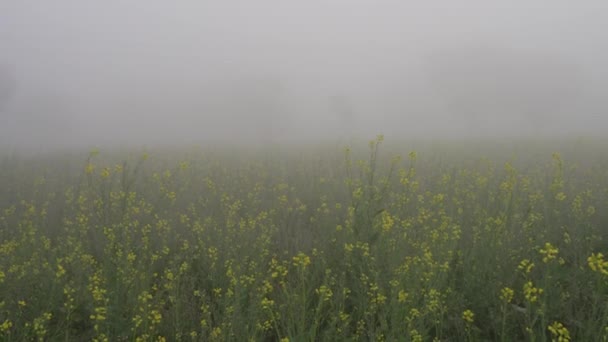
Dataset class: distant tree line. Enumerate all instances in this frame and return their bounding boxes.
[425,45,585,133]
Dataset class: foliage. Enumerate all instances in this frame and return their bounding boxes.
[0,138,607,341]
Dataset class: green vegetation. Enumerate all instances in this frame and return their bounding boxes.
[1,137,607,341]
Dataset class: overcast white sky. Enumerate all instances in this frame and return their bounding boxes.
[1,1,607,146]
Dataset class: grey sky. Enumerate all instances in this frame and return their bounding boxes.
[1,1,607,146]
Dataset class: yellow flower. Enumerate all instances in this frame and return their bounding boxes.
[499,287,514,304]
[261,297,274,310]
[211,327,222,338]
[90,307,107,321]
[149,310,162,325]
[540,242,559,263]
[409,308,421,320]
[518,259,535,274]
[292,252,311,268]
[523,281,543,303]
[100,167,111,179]
[316,285,333,302]
[588,253,608,275]
[462,309,475,324]
[0,319,12,332]
[344,243,354,252]
[398,290,409,303]
[127,252,136,263]
[85,162,95,175]
[56,264,66,278]
[353,187,363,200]
[410,329,423,342]
[548,321,571,342]
[409,151,417,161]
[381,211,395,233]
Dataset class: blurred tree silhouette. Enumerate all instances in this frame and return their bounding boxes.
[0,65,16,111]
[220,76,288,141]
[328,94,357,135]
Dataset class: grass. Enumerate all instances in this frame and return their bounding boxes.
[0,136,607,341]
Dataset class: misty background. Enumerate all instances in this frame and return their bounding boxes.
[1,1,607,148]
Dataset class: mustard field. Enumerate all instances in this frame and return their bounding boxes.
[1,137,607,341]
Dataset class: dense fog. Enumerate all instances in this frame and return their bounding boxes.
[1,1,607,148]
